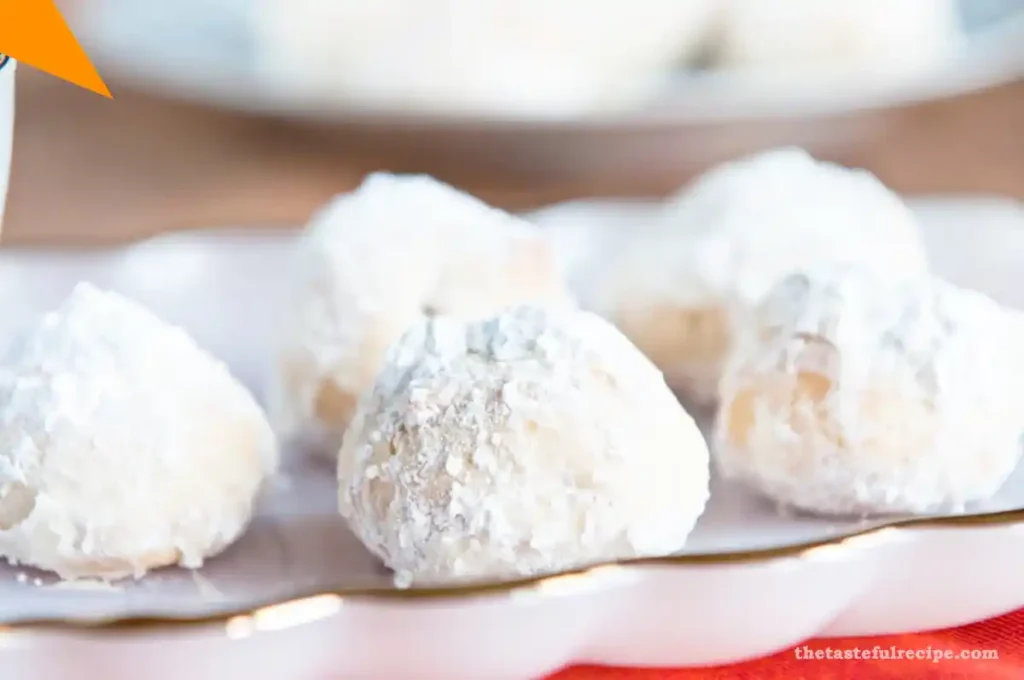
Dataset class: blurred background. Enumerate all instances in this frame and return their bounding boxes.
[4,0,1023,245]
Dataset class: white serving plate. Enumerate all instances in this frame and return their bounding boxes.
[0,197,1023,680]
[76,0,1024,127]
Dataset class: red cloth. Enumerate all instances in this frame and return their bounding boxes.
[550,608,1024,680]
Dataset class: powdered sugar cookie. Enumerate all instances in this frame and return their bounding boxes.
[715,266,1024,516]
[338,304,710,587]
[270,174,572,459]
[0,283,277,580]
[591,148,929,404]
[251,0,719,118]
[712,0,961,76]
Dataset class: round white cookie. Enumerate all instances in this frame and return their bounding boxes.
[250,0,719,118]
[0,283,277,580]
[592,147,929,404]
[715,266,1024,516]
[270,174,572,459]
[338,304,710,587]
[712,0,961,76]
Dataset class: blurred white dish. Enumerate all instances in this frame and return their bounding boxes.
[0,196,1023,680]
[76,0,1024,126]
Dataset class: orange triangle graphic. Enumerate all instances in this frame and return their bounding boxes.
[0,0,111,97]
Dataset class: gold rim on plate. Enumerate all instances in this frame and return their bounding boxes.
[3,506,1023,635]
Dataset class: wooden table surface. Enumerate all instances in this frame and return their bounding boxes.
[3,68,1022,246]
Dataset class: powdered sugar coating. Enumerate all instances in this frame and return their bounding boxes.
[715,266,1024,516]
[270,173,572,459]
[591,148,929,403]
[0,283,278,580]
[338,304,710,587]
